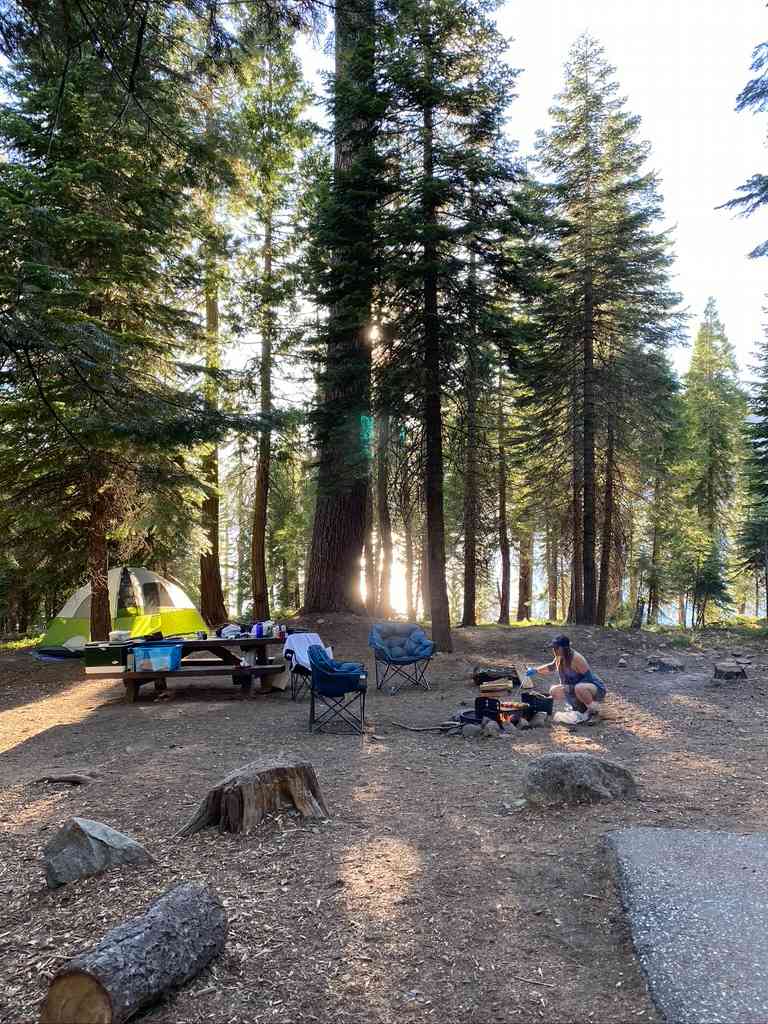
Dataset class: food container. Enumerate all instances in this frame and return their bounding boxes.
[131,644,183,673]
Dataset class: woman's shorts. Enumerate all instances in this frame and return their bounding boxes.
[566,675,607,711]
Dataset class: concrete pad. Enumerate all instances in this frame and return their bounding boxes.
[608,827,768,1023]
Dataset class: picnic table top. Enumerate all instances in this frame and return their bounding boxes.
[140,635,284,650]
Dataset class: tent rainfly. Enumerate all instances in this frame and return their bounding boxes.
[40,567,206,650]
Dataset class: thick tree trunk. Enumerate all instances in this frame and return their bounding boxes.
[516,529,533,621]
[87,473,111,641]
[376,415,393,616]
[570,401,584,623]
[461,346,479,627]
[364,485,376,613]
[497,371,511,625]
[251,215,274,621]
[199,269,228,627]
[422,98,452,651]
[304,0,374,613]
[179,761,328,836]
[596,424,615,626]
[41,884,227,1024]
[580,285,597,624]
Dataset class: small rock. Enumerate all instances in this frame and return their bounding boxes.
[482,718,502,738]
[647,654,683,673]
[530,712,549,728]
[43,817,154,888]
[462,723,482,739]
[523,753,637,806]
[517,718,532,730]
[618,657,627,668]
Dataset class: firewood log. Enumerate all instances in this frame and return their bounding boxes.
[40,883,226,1024]
[178,760,328,837]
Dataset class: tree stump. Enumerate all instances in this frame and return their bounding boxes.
[714,662,748,681]
[178,760,329,837]
[40,883,226,1024]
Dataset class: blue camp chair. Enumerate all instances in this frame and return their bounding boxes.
[368,622,435,695]
[308,645,367,734]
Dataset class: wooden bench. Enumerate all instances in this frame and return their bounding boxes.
[122,662,285,703]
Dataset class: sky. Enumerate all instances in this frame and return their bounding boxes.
[298,0,768,378]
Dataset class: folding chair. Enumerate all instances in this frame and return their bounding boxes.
[308,645,367,734]
[368,622,435,695]
[283,632,333,701]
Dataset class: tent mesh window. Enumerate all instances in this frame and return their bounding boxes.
[117,570,141,615]
[142,581,172,612]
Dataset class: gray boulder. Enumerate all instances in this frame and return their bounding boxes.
[43,817,154,888]
[523,753,637,806]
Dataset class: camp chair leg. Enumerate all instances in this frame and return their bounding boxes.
[309,690,365,734]
[376,657,432,695]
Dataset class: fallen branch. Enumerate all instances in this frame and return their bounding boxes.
[387,720,445,733]
[35,773,98,786]
[508,974,556,989]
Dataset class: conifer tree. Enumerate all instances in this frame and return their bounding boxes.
[522,34,681,624]
[0,1,245,637]
[303,0,382,613]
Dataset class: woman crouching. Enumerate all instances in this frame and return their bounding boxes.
[526,635,607,725]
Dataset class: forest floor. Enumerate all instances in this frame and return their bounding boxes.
[1,617,767,1023]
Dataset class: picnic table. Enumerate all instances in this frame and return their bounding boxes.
[122,635,285,703]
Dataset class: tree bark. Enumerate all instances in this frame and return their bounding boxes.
[569,397,584,623]
[251,212,274,621]
[41,884,227,1024]
[304,0,374,613]
[179,761,328,836]
[516,529,533,621]
[420,510,431,620]
[376,414,393,616]
[497,370,510,625]
[363,484,376,613]
[461,345,479,627]
[199,254,228,627]
[87,472,111,641]
[580,281,597,624]
[596,423,615,626]
[422,95,452,652]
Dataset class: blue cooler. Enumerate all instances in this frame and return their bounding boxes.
[131,644,182,673]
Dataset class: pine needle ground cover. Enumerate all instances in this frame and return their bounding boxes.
[1,619,767,1022]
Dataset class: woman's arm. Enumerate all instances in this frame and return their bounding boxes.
[571,652,590,675]
[534,659,558,675]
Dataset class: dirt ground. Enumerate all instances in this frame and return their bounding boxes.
[1,618,766,1024]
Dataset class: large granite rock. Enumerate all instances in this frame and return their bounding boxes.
[43,817,154,888]
[523,752,637,806]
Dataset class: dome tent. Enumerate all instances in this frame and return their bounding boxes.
[40,567,206,650]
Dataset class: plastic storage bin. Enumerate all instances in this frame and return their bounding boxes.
[131,644,182,673]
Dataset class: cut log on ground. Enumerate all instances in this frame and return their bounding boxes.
[713,662,748,681]
[40,882,227,1024]
[178,761,329,837]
